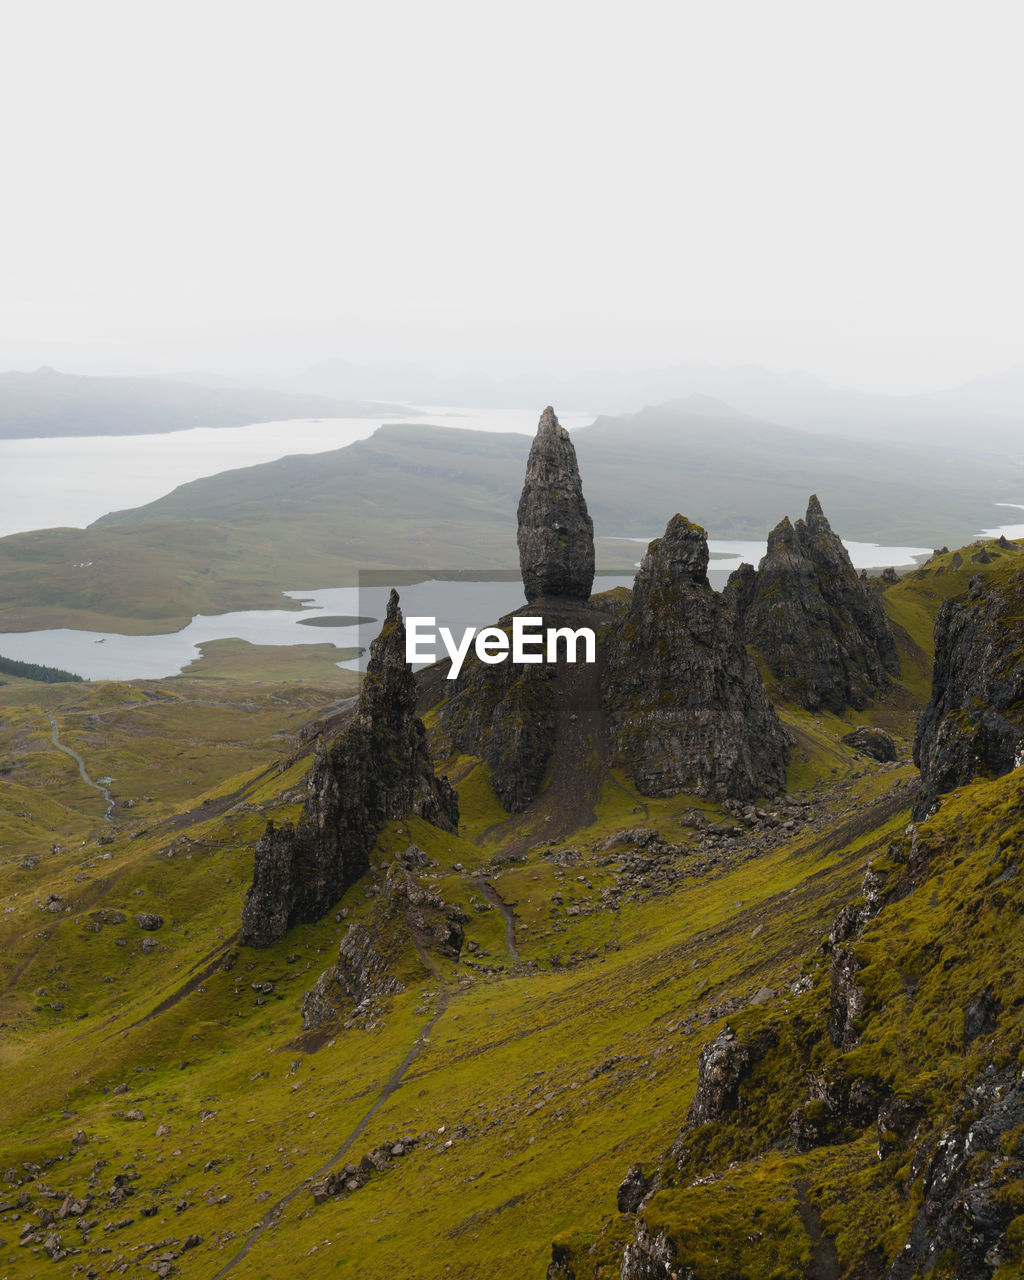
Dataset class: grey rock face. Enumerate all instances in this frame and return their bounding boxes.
[886,1071,1024,1280]
[616,1164,651,1214]
[517,406,594,602]
[913,566,1024,819]
[726,495,900,713]
[685,1024,752,1126]
[827,946,865,1049]
[240,590,458,947]
[439,643,556,812]
[619,1224,677,1280]
[605,515,790,801]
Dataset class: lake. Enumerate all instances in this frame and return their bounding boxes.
[0,413,1019,682]
[0,578,637,681]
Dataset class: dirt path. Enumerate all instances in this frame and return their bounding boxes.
[211,990,455,1278]
[47,713,115,819]
[796,1180,841,1280]
[478,880,519,964]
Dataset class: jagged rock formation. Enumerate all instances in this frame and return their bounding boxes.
[301,845,466,1029]
[240,591,458,947]
[726,495,900,713]
[914,564,1024,819]
[684,1024,752,1125]
[517,406,595,602]
[886,1070,1024,1280]
[604,515,790,800]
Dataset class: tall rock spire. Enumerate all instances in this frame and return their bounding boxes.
[517,406,595,603]
[240,589,458,947]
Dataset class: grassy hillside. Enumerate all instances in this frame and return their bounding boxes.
[3,536,1021,1278]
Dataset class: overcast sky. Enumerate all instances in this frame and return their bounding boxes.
[1,0,1021,392]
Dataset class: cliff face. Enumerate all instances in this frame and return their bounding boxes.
[604,514,790,801]
[516,406,595,603]
[240,590,458,947]
[726,495,900,713]
[914,564,1024,818]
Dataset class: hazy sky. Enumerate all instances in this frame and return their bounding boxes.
[1,0,1021,392]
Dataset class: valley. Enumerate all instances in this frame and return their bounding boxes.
[3,408,1024,1278]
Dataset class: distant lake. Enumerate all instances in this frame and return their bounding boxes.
[0,406,595,538]
[0,578,635,682]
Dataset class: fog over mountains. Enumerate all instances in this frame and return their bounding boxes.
[0,366,410,438]
[181,358,1024,458]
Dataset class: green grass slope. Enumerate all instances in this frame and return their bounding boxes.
[0,532,1020,1278]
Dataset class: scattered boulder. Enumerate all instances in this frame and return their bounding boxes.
[842,726,898,762]
[134,913,163,931]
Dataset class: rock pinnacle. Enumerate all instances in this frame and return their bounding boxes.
[517,406,595,603]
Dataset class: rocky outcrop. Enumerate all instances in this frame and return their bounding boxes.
[913,565,1024,819]
[605,515,790,800]
[517,406,595,603]
[842,725,898,762]
[619,1225,677,1280]
[886,1071,1024,1280]
[726,495,900,713]
[826,946,865,1049]
[684,1024,753,1126]
[240,591,458,947]
[301,845,466,1029]
[616,1164,652,1214]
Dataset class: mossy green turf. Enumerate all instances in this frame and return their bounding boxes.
[0,535,1022,1278]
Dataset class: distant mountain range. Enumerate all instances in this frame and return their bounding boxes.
[0,367,412,438]
[226,357,1022,459]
